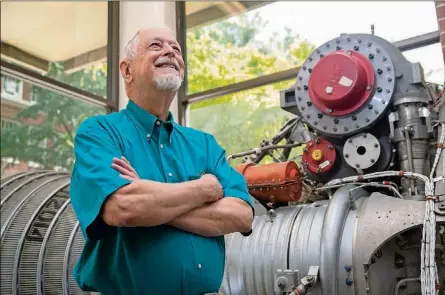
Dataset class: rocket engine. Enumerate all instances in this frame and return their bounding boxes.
[222,33,445,295]
[0,34,443,295]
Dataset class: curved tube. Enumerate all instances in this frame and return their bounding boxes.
[320,184,368,295]
[393,277,420,295]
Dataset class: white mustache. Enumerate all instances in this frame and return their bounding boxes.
[154,57,179,70]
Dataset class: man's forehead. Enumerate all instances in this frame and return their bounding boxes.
[139,28,178,43]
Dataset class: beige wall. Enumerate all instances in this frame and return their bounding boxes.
[118,1,178,120]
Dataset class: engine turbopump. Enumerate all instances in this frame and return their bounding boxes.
[280,33,434,199]
[221,33,444,295]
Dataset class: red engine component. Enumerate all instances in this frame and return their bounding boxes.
[235,161,303,204]
[302,138,337,174]
[308,50,375,116]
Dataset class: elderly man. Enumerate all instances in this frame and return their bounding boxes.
[69,27,254,295]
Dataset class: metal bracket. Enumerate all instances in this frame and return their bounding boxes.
[388,111,398,141]
[293,266,320,295]
[435,196,445,216]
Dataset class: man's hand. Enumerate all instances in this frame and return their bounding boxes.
[112,157,223,203]
[199,174,224,203]
[110,157,252,236]
[112,157,140,181]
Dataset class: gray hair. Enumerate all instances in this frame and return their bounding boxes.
[123,31,141,60]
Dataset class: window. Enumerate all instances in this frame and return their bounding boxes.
[180,0,442,168]
[1,119,18,129]
[1,2,118,178]
[1,2,108,98]
[1,75,23,101]
[187,79,304,165]
[0,75,107,179]
[184,1,439,95]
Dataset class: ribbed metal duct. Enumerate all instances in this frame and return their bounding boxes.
[0,171,89,295]
[1,171,435,295]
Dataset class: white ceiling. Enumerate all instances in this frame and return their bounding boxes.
[1,2,108,62]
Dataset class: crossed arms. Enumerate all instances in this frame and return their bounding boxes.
[101,157,253,237]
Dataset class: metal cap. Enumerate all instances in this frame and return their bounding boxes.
[308,50,375,116]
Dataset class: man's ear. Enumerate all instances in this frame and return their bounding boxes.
[119,60,133,83]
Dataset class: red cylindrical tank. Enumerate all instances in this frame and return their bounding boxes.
[235,161,303,204]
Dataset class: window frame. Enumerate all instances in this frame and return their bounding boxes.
[0,2,120,113]
[175,1,442,127]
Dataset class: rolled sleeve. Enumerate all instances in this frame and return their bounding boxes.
[69,119,131,241]
[208,135,254,236]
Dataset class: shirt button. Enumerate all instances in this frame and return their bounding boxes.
[146,134,151,138]
[198,264,202,269]
[160,144,164,149]
[168,172,172,177]
[156,120,161,126]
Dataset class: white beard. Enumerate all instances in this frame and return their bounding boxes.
[153,74,183,91]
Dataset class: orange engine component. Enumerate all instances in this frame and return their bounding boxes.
[234,161,303,204]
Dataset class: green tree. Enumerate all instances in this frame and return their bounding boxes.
[1,62,107,176]
[187,12,315,164]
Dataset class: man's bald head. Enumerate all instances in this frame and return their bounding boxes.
[120,27,185,95]
[123,27,177,60]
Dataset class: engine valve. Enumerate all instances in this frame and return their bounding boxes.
[302,138,337,175]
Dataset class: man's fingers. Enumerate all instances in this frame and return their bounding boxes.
[117,157,139,176]
[121,156,130,165]
[112,163,135,177]
[113,158,135,174]
[119,174,136,182]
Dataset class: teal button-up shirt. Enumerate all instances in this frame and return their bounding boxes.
[69,99,254,295]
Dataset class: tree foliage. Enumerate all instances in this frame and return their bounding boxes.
[1,62,107,175]
[187,12,315,164]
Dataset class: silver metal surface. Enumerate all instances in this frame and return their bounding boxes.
[354,192,425,266]
[392,30,440,52]
[221,206,303,295]
[319,185,368,295]
[222,185,372,295]
[274,269,299,293]
[389,96,433,197]
[343,133,381,170]
[0,172,87,295]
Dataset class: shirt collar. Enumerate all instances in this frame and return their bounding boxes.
[125,99,175,141]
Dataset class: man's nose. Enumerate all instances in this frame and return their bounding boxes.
[162,45,175,57]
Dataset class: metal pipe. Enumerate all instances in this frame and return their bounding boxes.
[393,30,440,51]
[319,184,369,294]
[404,126,416,194]
[393,277,420,295]
[317,182,403,199]
[434,106,445,196]
[227,142,306,161]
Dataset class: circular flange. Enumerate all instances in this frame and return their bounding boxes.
[343,133,381,170]
[308,50,375,116]
[302,138,337,174]
[294,34,396,137]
